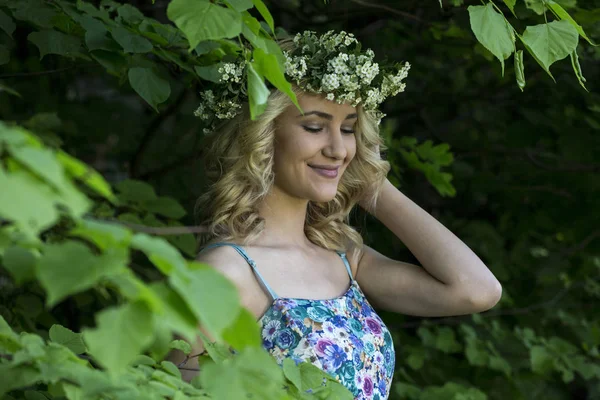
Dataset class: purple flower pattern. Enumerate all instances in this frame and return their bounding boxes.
[259,279,395,399]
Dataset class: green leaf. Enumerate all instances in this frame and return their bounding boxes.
[570,49,587,91]
[167,0,242,51]
[2,245,37,284]
[56,150,117,202]
[194,63,226,83]
[247,62,270,120]
[27,30,83,60]
[525,0,546,14]
[69,219,132,251]
[547,0,596,45]
[149,282,199,342]
[90,49,128,76]
[171,261,240,340]
[117,4,145,25]
[530,345,554,374]
[49,325,87,354]
[222,308,261,350]
[515,49,526,91]
[253,48,299,110]
[110,26,153,53]
[115,179,157,202]
[11,0,57,28]
[79,16,120,52]
[468,3,515,75]
[83,301,155,373]
[169,339,192,355]
[503,0,517,17]
[37,241,129,306]
[131,233,188,275]
[227,0,253,12]
[0,9,16,38]
[0,167,60,238]
[282,358,302,390]
[143,196,187,219]
[128,67,171,112]
[251,0,275,34]
[521,20,579,75]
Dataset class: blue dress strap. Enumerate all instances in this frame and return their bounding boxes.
[335,251,354,280]
[198,242,279,300]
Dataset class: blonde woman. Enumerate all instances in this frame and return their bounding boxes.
[172,31,502,399]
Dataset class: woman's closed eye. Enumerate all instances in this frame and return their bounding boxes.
[302,125,355,134]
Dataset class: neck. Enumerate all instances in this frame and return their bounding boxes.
[254,185,313,250]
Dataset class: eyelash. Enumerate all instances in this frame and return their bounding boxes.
[303,126,355,135]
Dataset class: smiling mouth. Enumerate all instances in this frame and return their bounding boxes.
[309,165,339,178]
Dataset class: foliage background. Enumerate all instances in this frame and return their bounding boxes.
[1,0,600,399]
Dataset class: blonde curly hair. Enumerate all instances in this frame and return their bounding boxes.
[194,86,390,252]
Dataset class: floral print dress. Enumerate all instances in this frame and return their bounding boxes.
[199,243,395,400]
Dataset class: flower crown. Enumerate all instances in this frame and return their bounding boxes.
[194,30,410,132]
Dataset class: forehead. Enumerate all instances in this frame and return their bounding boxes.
[282,93,357,119]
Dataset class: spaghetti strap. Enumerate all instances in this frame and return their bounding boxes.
[198,242,279,300]
[336,251,354,280]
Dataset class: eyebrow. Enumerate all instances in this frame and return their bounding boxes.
[297,111,358,120]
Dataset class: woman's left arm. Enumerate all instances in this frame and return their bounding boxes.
[352,179,502,317]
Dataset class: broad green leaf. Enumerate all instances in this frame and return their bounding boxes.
[0,44,8,65]
[142,196,187,219]
[128,67,171,112]
[242,13,269,52]
[503,0,517,17]
[49,325,87,354]
[131,233,187,275]
[253,48,299,110]
[0,167,60,239]
[115,179,157,202]
[547,0,596,45]
[282,358,302,391]
[227,0,253,12]
[525,0,546,14]
[468,3,515,75]
[37,241,129,306]
[2,245,37,284]
[515,49,526,91]
[0,315,21,352]
[69,219,132,251]
[0,9,16,38]
[11,0,57,28]
[167,0,242,51]
[435,327,462,353]
[521,20,579,74]
[83,301,155,373]
[570,49,587,91]
[170,261,240,340]
[222,308,261,350]
[90,49,128,76]
[27,30,83,60]
[56,150,117,202]
[251,0,275,34]
[247,62,270,120]
[530,345,554,374]
[110,26,153,53]
[0,364,41,397]
[149,283,199,342]
[194,63,226,83]
[8,145,67,192]
[79,16,120,52]
[117,4,145,25]
[169,339,192,355]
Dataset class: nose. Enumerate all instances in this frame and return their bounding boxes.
[323,127,347,160]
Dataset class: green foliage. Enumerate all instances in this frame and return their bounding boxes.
[1,0,599,399]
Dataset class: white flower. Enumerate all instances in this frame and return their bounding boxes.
[321,73,340,91]
[326,93,335,101]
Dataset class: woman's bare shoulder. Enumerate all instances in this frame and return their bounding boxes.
[195,243,253,285]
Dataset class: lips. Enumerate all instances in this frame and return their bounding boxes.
[309,165,340,178]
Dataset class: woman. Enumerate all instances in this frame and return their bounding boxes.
[171,31,502,399]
